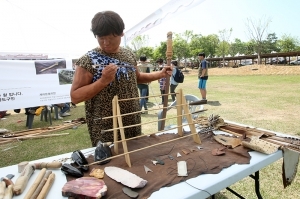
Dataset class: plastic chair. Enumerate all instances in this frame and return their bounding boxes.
[157,94,203,131]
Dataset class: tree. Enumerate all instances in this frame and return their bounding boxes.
[199,34,219,58]
[229,38,246,56]
[189,34,203,66]
[244,40,256,55]
[245,17,271,64]
[262,33,279,53]
[278,34,299,52]
[173,33,190,69]
[153,41,167,63]
[130,35,149,59]
[217,28,232,67]
[137,46,154,60]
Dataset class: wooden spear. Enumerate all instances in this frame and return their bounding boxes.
[160,31,173,131]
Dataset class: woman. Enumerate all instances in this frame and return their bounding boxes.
[70,11,172,146]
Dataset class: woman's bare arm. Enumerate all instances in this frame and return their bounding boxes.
[70,64,117,104]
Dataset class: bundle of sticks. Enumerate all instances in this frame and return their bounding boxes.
[220,123,300,153]
[0,122,81,145]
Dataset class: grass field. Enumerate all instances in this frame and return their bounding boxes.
[0,65,300,198]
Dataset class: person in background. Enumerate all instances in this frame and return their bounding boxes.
[157,58,166,105]
[70,11,172,146]
[145,64,150,103]
[159,76,166,105]
[137,56,149,114]
[170,60,179,102]
[198,52,208,102]
[53,103,71,119]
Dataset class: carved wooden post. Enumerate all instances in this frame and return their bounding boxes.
[160,31,173,131]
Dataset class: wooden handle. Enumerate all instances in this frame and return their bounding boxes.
[34,162,62,169]
[18,161,29,173]
[0,181,5,199]
[13,164,35,195]
[3,185,13,199]
[30,171,52,199]
[2,177,14,187]
[23,168,46,199]
[36,173,55,199]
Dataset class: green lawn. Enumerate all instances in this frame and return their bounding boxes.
[0,72,300,198]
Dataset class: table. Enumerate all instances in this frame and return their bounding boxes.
[0,123,284,199]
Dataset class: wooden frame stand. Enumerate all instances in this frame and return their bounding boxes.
[101,89,201,167]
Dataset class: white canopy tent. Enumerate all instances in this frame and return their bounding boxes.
[0,0,205,58]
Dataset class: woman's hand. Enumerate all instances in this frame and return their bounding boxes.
[160,65,173,77]
[100,63,118,85]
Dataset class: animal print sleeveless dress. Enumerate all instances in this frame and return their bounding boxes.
[76,47,141,147]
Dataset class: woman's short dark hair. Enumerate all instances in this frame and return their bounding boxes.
[140,56,147,62]
[91,11,125,37]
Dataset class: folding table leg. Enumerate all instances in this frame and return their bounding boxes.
[250,171,262,199]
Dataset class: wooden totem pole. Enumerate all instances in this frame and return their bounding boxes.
[160,31,173,131]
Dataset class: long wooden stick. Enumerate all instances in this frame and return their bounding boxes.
[160,31,173,131]
[0,133,69,145]
[102,112,195,132]
[219,127,242,137]
[23,168,46,199]
[37,173,55,199]
[30,171,52,199]
[118,93,175,101]
[226,123,276,136]
[87,130,199,166]
[97,101,201,120]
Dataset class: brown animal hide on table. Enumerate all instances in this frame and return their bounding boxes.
[66,132,251,199]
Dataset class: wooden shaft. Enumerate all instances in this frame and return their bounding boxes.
[99,101,199,120]
[13,164,35,195]
[3,185,13,199]
[227,123,276,136]
[113,96,118,154]
[36,173,55,199]
[111,122,194,145]
[102,112,196,132]
[88,129,198,166]
[219,127,242,137]
[34,162,62,169]
[30,171,52,199]
[23,168,46,199]
[118,93,175,101]
[160,31,173,131]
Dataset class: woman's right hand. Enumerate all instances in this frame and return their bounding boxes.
[100,63,118,85]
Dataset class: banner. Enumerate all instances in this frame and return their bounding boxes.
[0,58,76,110]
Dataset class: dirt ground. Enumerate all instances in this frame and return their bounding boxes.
[187,64,300,76]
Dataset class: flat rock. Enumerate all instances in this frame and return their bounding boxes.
[122,187,139,198]
[104,166,147,188]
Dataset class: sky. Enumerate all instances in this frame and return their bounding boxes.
[0,0,299,57]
